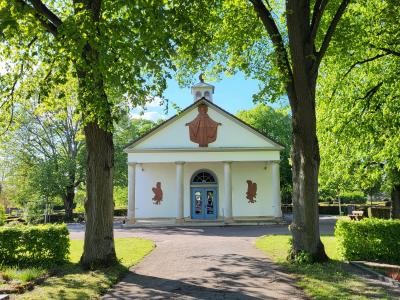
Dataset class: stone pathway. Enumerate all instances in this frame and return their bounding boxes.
[101,226,306,299]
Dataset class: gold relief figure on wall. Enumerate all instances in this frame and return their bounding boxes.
[186,103,221,147]
[246,180,257,203]
[152,182,163,205]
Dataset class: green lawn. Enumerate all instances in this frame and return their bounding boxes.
[256,235,394,300]
[13,237,154,299]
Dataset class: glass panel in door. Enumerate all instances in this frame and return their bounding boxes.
[204,188,217,219]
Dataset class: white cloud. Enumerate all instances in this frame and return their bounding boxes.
[145,96,164,109]
[131,111,167,122]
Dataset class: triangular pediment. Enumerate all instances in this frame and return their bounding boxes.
[125,99,284,152]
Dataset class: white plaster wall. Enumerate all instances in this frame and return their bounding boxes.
[135,161,278,219]
[135,163,177,218]
[232,162,275,217]
[132,104,277,149]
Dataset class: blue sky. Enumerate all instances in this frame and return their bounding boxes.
[131,72,265,121]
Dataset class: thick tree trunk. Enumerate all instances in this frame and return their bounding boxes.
[286,0,328,262]
[289,99,328,262]
[391,184,400,219]
[63,186,75,221]
[80,122,116,268]
[76,38,117,268]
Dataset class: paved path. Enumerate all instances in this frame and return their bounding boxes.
[67,216,336,299]
[102,226,306,299]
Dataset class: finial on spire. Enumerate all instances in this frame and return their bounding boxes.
[199,73,204,83]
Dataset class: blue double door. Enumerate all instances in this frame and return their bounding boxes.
[191,187,218,220]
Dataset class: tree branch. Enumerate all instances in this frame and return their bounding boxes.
[17,0,62,35]
[343,53,388,79]
[28,0,62,27]
[91,0,102,21]
[329,52,390,101]
[315,0,350,68]
[370,45,400,57]
[310,0,329,42]
[249,0,295,101]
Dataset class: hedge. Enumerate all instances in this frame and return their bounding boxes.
[0,224,70,266]
[367,207,391,219]
[338,191,366,204]
[335,218,400,264]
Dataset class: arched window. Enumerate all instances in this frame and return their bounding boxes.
[191,171,217,184]
[195,91,202,99]
[204,91,210,99]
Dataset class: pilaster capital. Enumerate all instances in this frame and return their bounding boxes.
[175,161,185,165]
[128,162,137,167]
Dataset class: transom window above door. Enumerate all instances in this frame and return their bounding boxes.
[191,171,217,184]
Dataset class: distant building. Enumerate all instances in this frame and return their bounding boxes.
[125,77,283,225]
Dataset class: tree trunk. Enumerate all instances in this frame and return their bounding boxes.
[391,184,400,219]
[63,186,75,221]
[76,39,117,267]
[80,122,116,268]
[286,0,328,262]
[289,98,328,262]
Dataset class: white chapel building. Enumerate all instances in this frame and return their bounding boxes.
[125,77,283,225]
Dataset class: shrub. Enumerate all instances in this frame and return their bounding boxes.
[338,191,366,204]
[335,218,400,264]
[114,186,128,209]
[367,207,391,219]
[319,188,336,202]
[114,208,127,216]
[0,224,70,266]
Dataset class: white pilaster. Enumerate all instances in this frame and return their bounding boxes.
[223,161,233,223]
[176,162,185,223]
[271,161,282,218]
[127,163,136,224]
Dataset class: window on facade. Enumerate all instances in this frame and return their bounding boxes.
[195,91,202,99]
[204,91,210,99]
[192,171,216,184]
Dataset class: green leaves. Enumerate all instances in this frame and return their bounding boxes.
[317,0,400,195]
[0,224,70,267]
[335,218,400,264]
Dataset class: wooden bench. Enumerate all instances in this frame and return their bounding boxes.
[348,210,364,221]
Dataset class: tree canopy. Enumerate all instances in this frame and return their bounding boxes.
[1,0,215,267]
[317,0,400,215]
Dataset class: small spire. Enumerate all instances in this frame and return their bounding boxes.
[199,73,204,83]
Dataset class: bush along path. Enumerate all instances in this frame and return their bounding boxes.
[335,218,400,264]
[0,224,154,299]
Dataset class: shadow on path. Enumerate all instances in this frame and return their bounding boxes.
[104,274,263,299]
[104,253,303,299]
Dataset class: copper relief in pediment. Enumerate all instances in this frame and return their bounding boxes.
[186,103,221,147]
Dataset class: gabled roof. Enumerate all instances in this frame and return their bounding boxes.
[124,98,285,151]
